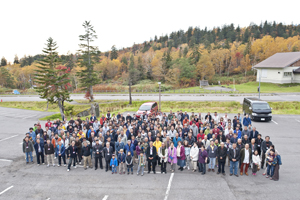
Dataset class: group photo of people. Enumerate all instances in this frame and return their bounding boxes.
[22,110,282,180]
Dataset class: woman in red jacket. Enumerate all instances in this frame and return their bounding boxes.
[176,141,185,171]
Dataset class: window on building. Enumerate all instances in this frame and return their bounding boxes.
[261,69,267,78]
[284,72,292,77]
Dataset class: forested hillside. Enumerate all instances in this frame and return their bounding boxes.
[1,21,300,90]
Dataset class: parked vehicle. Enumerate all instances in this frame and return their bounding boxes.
[136,102,158,118]
[243,97,272,122]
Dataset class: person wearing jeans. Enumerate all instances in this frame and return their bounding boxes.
[198,146,208,175]
[67,141,77,171]
[137,152,146,175]
[23,137,34,164]
[56,141,66,166]
[229,143,240,177]
[206,140,217,172]
[110,154,118,174]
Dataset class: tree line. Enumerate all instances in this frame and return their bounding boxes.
[1,21,300,92]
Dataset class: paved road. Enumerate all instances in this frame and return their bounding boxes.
[0,107,299,199]
[1,93,300,103]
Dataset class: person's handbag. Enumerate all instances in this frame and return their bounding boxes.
[206,157,210,164]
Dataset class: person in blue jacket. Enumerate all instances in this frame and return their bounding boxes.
[34,138,45,165]
[110,154,118,174]
[124,140,134,156]
[173,133,182,148]
[234,127,242,139]
[118,149,126,174]
[55,141,66,166]
[243,114,252,127]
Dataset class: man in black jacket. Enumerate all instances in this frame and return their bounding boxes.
[44,139,55,167]
[217,142,227,175]
[103,142,113,172]
[82,141,92,170]
[249,127,259,141]
[229,143,240,177]
[261,136,272,169]
[146,141,157,174]
[93,139,103,170]
[67,141,77,171]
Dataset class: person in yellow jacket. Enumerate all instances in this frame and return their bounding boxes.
[77,130,86,139]
[153,137,162,166]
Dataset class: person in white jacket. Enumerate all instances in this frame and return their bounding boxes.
[158,143,169,174]
[190,142,199,172]
[252,150,261,176]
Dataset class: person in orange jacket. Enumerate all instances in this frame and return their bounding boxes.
[52,134,61,158]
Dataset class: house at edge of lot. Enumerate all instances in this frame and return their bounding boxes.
[252,52,300,84]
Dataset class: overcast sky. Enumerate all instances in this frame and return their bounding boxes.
[1,0,299,63]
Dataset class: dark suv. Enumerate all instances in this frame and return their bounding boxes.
[243,97,272,122]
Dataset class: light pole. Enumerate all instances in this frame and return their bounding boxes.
[158,82,161,111]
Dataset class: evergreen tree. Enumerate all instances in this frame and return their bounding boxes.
[1,57,7,66]
[128,55,136,104]
[35,37,72,119]
[110,45,118,60]
[77,21,100,102]
[65,54,75,69]
[0,67,15,87]
[136,56,144,81]
[13,55,19,64]
[183,46,189,57]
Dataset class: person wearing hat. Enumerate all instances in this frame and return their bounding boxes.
[93,139,103,170]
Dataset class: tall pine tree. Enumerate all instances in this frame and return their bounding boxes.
[110,45,118,60]
[35,38,72,119]
[77,21,100,102]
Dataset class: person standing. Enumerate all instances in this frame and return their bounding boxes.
[126,152,133,175]
[93,139,103,170]
[44,139,55,167]
[190,142,199,172]
[168,142,177,172]
[34,138,44,165]
[207,140,217,172]
[56,141,66,167]
[118,149,126,174]
[176,141,185,171]
[137,151,146,176]
[23,136,34,164]
[217,142,227,175]
[82,141,92,170]
[75,137,82,164]
[240,144,252,176]
[146,141,157,174]
[229,143,240,177]
[158,143,168,174]
[252,150,261,176]
[198,146,208,175]
[261,136,272,169]
[110,154,118,174]
[103,142,113,172]
[67,141,77,171]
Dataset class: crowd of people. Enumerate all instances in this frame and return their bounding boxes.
[22,110,282,180]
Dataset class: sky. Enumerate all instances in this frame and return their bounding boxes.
[1,0,300,63]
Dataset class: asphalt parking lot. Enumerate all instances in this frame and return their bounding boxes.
[0,107,300,200]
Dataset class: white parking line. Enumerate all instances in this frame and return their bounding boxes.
[0,186,13,195]
[102,195,109,200]
[272,120,278,125]
[296,119,300,123]
[0,135,18,142]
[0,159,13,162]
[164,173,174,200]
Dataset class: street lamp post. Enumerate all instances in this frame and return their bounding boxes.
[158,82,161,111]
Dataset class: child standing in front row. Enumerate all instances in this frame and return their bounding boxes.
[110,154,118,174]
[126,152,133,175]
[137,151,146,176]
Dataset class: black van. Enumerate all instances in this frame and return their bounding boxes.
[243,97,272,122]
